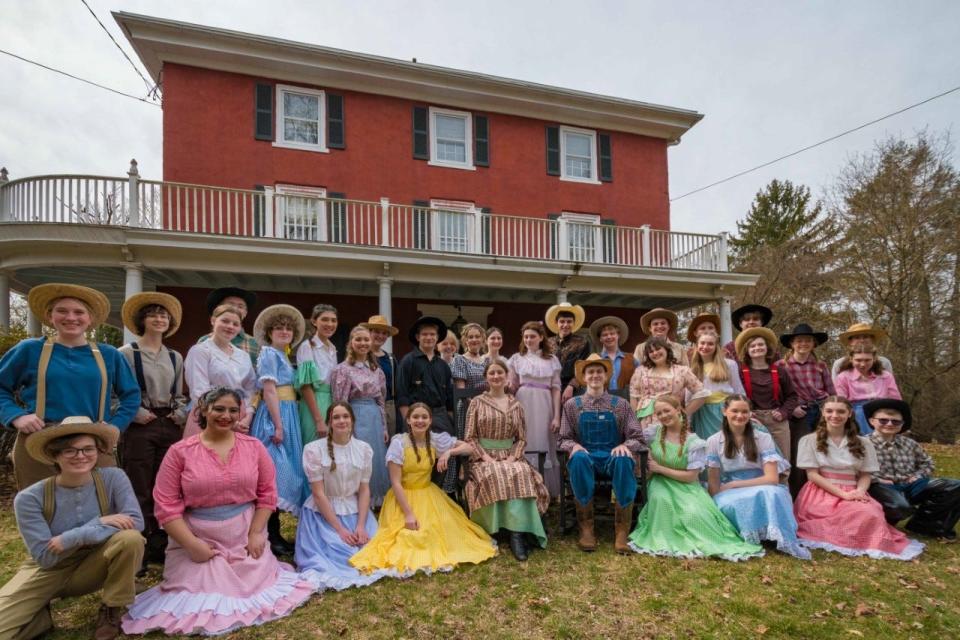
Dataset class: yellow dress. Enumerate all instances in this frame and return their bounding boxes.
[349,433,497,576]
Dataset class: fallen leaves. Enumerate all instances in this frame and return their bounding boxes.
[854,603,876,617]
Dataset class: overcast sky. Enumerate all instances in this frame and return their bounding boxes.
[2,0,958,235]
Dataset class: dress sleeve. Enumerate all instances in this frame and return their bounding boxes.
[682,366,708,400]
[254,439,279,510]
[756,431,790,474]
[507,354,521,392]
[295,340,312,366]
[296,360,321,388]
[859,437,880,474]
[302,441,327,484]
[432,430,457,454]
[550,356,562,390]
[330,364,351,403]
[642,424,659,444]
[359,441,374,483]
[629,367,644,401]
[705,433,723,468]
[795,434,819,470]
[464,398,483,460]
[153,443,187,526]
[257,347,281,385]
[184,343,211,403]
[685,437,707,470]
[450,354,466,382]
[727,359,745,395]
[385,434,406,465]
[510,401,527,459]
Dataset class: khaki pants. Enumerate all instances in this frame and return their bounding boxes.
[0,529,143,640]
[752,410,790,483]
[12,431,116,491]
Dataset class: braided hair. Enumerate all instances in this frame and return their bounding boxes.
[406,402,436,466]
[654,394,688,453]
[325,401,356,473]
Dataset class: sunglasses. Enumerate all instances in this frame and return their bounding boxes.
[872,418,904,427]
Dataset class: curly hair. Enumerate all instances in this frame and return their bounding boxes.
[518,321,553,358]
[643,336,677,369]
[134,303,177,336]
[262,313,298,345]
[815,395,865,459]
[720,394,758,462]
[196,387,243,429]
[325,401,355,473]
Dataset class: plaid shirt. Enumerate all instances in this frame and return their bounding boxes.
[780,356,835,404]
[198,332,260,366]
[558,392,647,455]
[868,433,935,483]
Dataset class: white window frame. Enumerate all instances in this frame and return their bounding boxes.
[559,125,600,184]
[274,84,328,153]
[428,107,475,171]
[275,184,327,242]
[559,211,601,262]
[430,198,476,253]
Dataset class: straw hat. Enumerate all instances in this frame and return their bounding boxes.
[408,316,448,344]
[731,304,773,328]
[590,316,629,346]
[27,283,110,328]
[686,313,721,343]
[206,287,257,315]
[838,322,888,345]
[640,308,678,337]
[121,292,182,338]
[544,302,586,334]
[574,353,613,386]
[360,315,399,337]
[253,304,306,345]
[734,327,778,360]
[25,416,120,465]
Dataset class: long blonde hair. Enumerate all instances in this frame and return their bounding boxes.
[346,326,378,370]
[689,334,729,383]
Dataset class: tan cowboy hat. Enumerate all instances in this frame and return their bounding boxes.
[544,302,586,334]
[574,353,613,386]
[360,314,399,337]
[253,304,306,345]
[686,313,721,343]
[838,322,888,344]
[640,308,678,337]
[27,283,110,328]
[734,327,778,360]
[121,292,183,338]
[25,416,119,465]
[590,316,629,346]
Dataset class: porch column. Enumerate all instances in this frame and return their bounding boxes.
[0,272,9,331]
[27,308,41,337]
[556,289,568,304]
[124,265,144,342]
[719,297,733,345]
[378,276,393,352]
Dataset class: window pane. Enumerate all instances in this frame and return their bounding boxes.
[438,211,469,252]
[284,119,319,144]
[283,92,319,120]
[437,140,466,163]
[565,132,592,157]
[435,114,466,141]
[566,156,592,178]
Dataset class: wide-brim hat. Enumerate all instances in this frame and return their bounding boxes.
[575,353,614,386]
[545,302,586,334]
[121,292,183,338]
[27,283,110,328]
[253,304,306,345]
[25,416,120,465]
[686,313,721,343]
[409,316,448,344]
[732,304,773,328]
[640,308,678,338]
[862,398,912,431]
[838,322,888,345]
[779,323,828,348]
[360,315,399,337]
[734,327,778,359]
[206,287,257,315]
[590,316,629,346]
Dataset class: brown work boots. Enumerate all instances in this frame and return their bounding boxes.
[94,604,126,640]
[575,500,634,554]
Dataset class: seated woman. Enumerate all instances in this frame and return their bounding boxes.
[627,395,764,561]
[793,396,923,560]
[0,417,143,640]
[349,403,497,577]
[122,388,313,636]
[464,360,549,561]
[295,402,385,591]
[706,395,810,559]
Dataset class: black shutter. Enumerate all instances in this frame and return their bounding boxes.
[328,192,347,243]
[413,107,429,160]
[474,115,489,167]
[546,126,560,176]
[601,219,617,263]
[412,200,431,249]
[599,133,613,182]
[480,207,491,254]
[548,213,560,259]
[327,94,345,149]
[255,84,274,141]
[253,184,265,236]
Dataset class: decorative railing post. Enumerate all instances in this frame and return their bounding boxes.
[0,167,9,221]
[557,217,570,261]
[640,224,651,266]
[263,187,276,238]
[719,231,729,271]
[380,197,391,247]
[127,159,140,227]
[470,205,483,254]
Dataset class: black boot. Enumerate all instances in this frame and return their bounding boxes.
[267,510,294,557]
[508,530,528,561]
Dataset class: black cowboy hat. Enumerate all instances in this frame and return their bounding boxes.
[779,323,828,348]
[732,304,773,328]
[206,287,257,315]
[408,316,448,344]
[862,398,912,431]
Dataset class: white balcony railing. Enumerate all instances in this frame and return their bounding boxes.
[0,164,729,272]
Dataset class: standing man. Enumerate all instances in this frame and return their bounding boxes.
[634,308,688,366]
[198,287,259,365]
[722,304,776,363]
[363,315,401,437]
[545,303,591,402]
[396,316,455,435]
[588,316,635,400]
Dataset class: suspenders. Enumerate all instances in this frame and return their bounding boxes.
[129,341,178,408]
[741,365,781,404]
[35,337,108,423]
[43,468,110,524]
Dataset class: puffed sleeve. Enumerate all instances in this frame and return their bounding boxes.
[358,440,374,483]
[685,437,707,470]
[302,440,327,484]
[795,433,819,470]
[431,430,457,455]
[330,364,352,403]
[726,359,746,395]
[385,434,406,465]
[153,442,187,525]
[256,347,281,385]
[450,354,467,382]
[642,424,659,445]
[858,437,880,474]
[184,343,211,403]
[705,432,723,468]
[629,367,644,401]
[550,356,561,390]
[756,430,790,475]
[295,339,312,366]
[254,439,279,510]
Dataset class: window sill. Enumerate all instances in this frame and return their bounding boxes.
[272,141,330,153]
[559,175,601,185]
[427,160,476,171]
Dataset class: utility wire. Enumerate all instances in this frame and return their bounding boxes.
[78,0,159,99]
[0,48,161,107]
[671,84,960,201]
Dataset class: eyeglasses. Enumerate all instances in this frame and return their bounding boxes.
[873,418,904,427]
[61,446,99,458]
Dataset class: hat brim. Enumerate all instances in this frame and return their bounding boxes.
[575,358,614,386]
[25,421,120,465]
[545,304,586,334]
[253,304,306,345]
[640,308,678,336]
[734,327,778,359]
[732,304,773,327]
[27,283,110,328]
[206,287,257,315]
[590,316,629,346]
[839,328,888,344]
[686,314,722,343]
[361,322,400,337]
[862,398,912,430]
[408,316,448,344]
[779,332,828,348]
[121,292,183,338]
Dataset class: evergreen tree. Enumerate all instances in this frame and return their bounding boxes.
[729,179,824,260]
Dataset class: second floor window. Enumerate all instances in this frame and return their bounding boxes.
[560,126,598,183]
[429,107,474,169]
[275,85,327,152]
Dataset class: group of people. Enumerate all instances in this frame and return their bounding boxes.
[0,284,957,639]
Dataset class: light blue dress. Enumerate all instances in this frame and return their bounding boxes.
[250,346,308,514]
[705,430,810,559]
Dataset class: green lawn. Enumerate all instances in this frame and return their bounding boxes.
[2,446,958,639]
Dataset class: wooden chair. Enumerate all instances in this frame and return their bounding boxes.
[556,448,649,535]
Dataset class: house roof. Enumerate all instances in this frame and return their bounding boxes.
[114,11,703,142]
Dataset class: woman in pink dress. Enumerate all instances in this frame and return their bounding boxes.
[833,344,901,435]
[793,395,923,560]
[629,337,708,426]
[122,388,312,636]
[508,321,562,496]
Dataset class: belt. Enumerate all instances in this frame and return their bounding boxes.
[479,437,514,450]
[519,382,552,390]
[250,385,297,407]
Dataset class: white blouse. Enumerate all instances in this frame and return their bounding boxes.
[302,437,374,515]
[705,430,789,475]
[695,359,746,396]
[296,336,338,384]
[183,339,257,403]
[795,433,879,475]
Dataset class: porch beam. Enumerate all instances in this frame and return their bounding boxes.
[123,265,144,342]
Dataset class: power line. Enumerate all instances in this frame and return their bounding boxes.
[0,48,160,107]
[78,0,158,99]
[671,83,960,201]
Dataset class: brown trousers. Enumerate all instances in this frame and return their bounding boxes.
[120,415,181,535]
